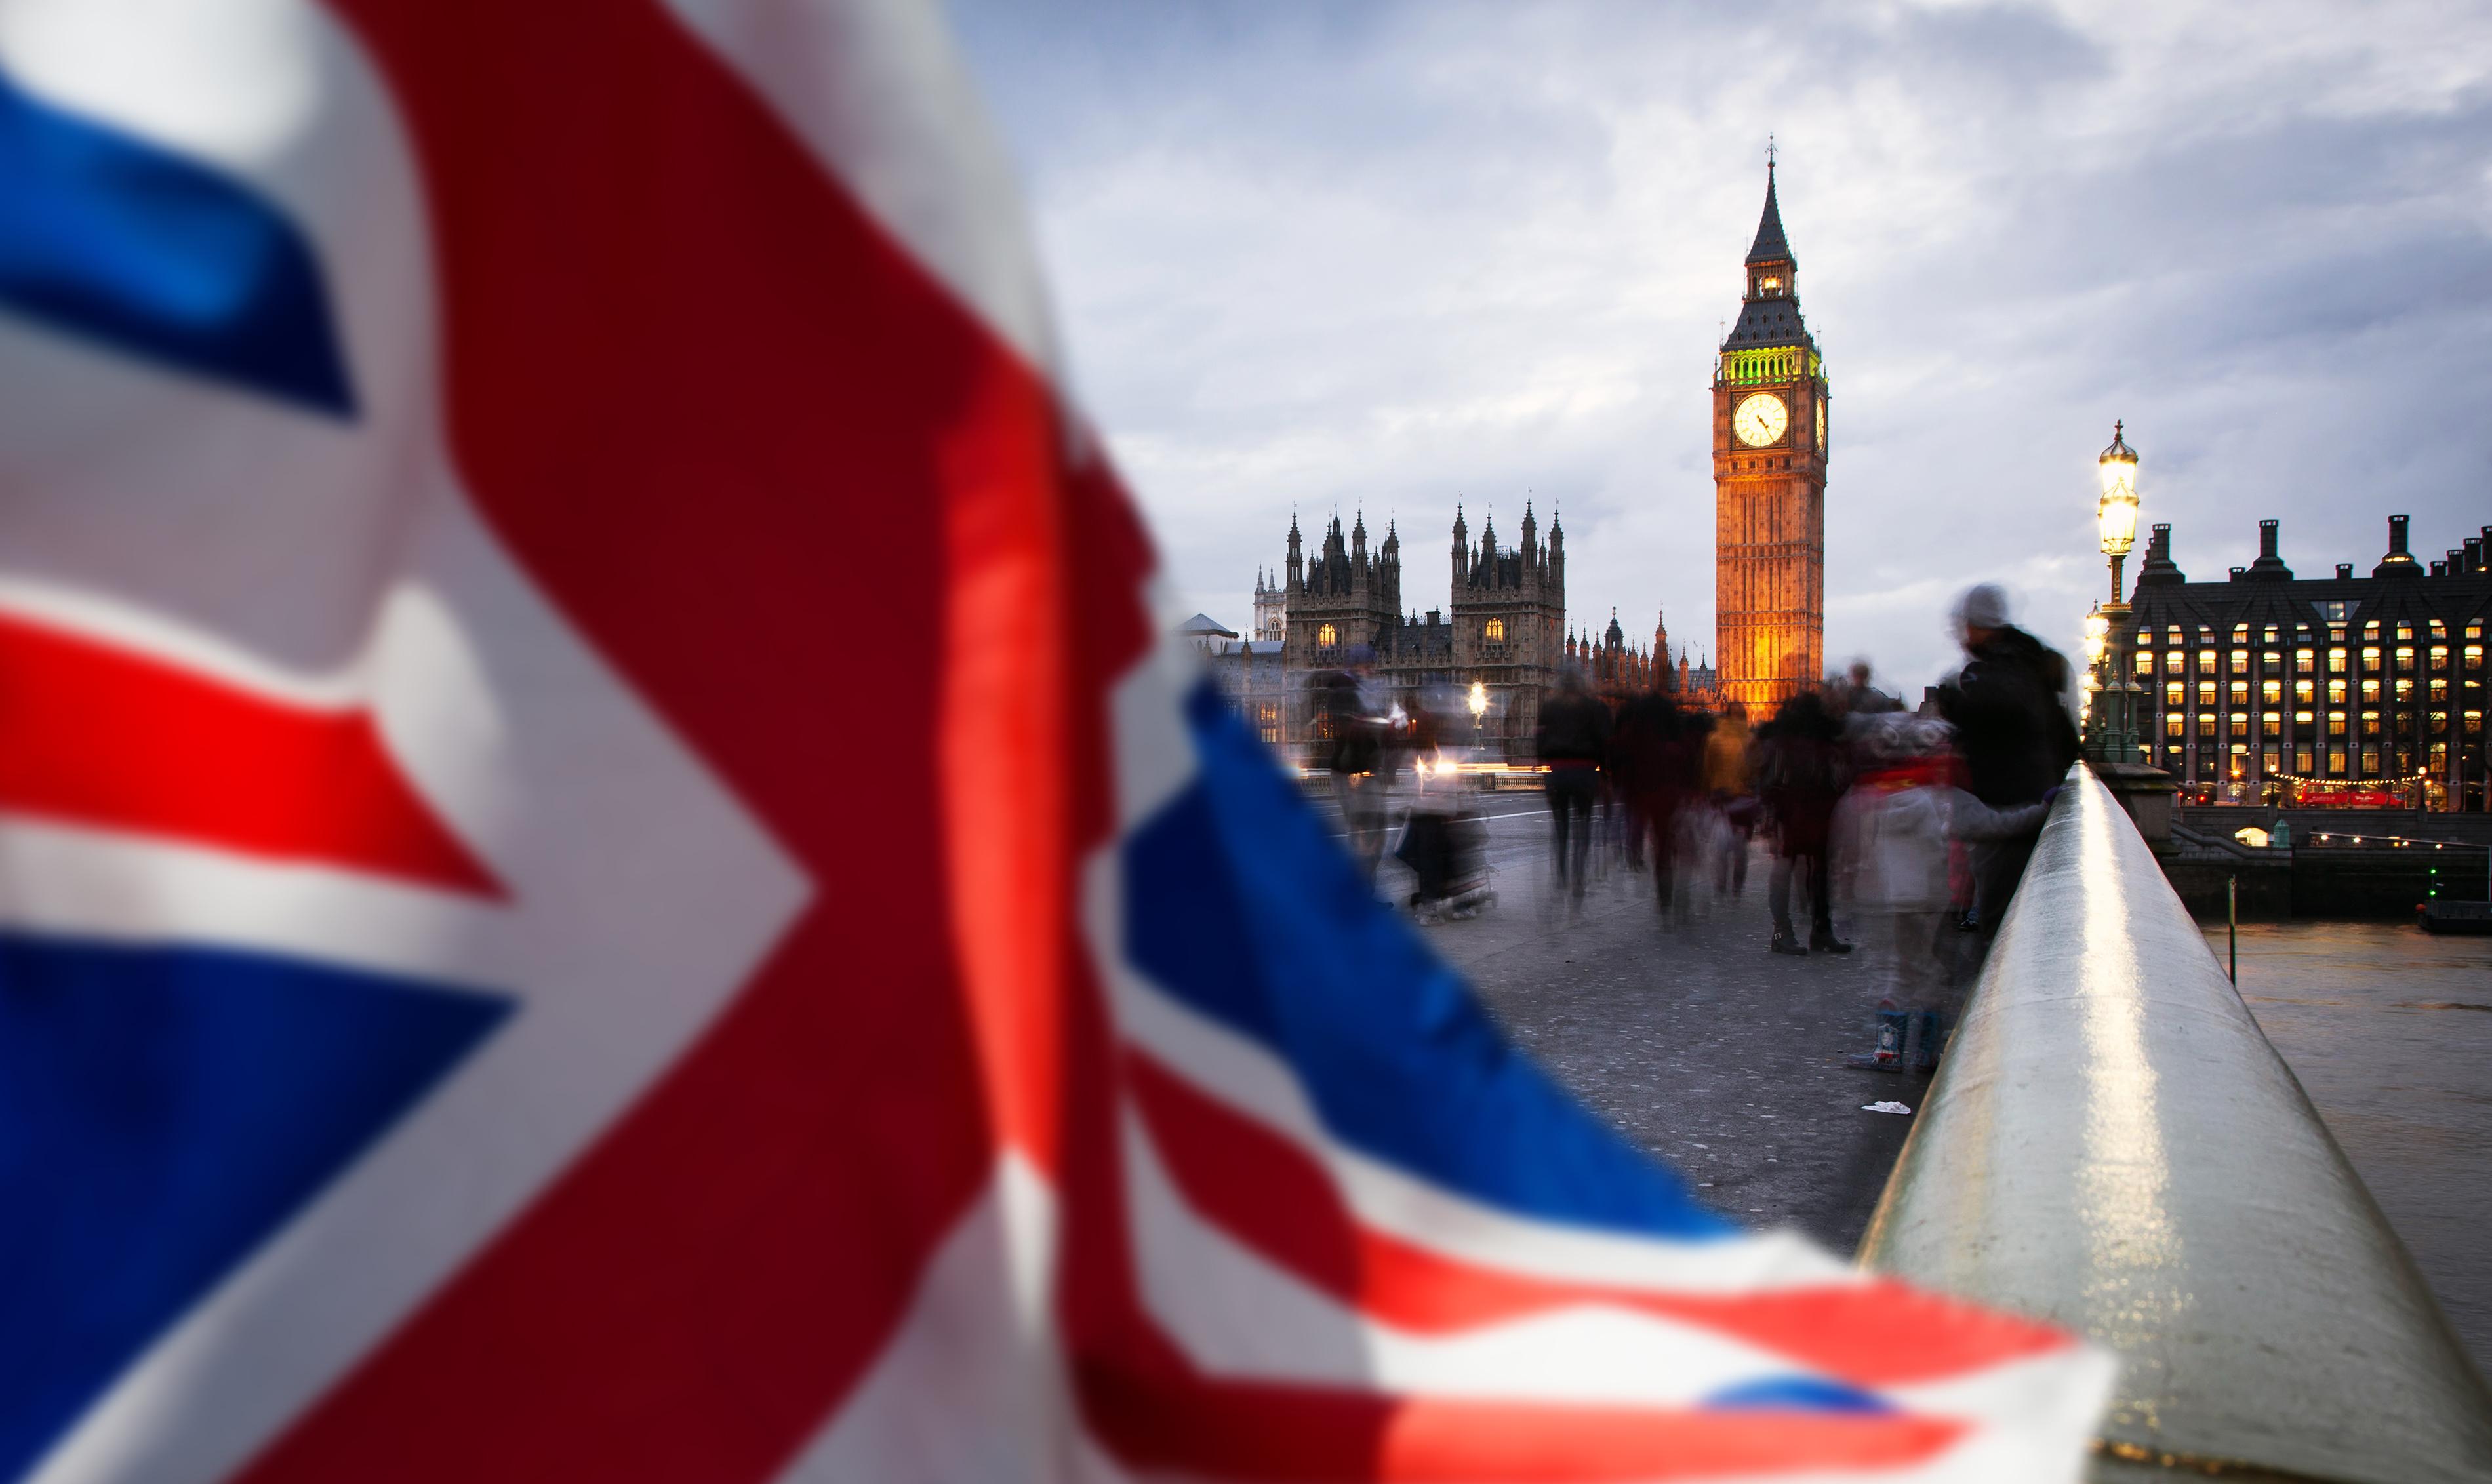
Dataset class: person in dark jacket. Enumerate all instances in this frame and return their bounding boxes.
[1314,662,1390,884]
[1934,583,2081,930]
[1535,666,1611,910]
[1613,688,1700,922]
[1758,690,1850,955]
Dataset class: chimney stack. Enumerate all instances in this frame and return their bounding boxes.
[2259,519,2280,559]
[2336,563,2354,580]
[2373,513,2421,577]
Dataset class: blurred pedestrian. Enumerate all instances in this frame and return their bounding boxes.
[1615,687,1700,922]
[1535,666,1611,914]
[1703,700,1756,897]
[1933,584,2080,931]
[1833,715,2049,1072]
[1314,662,1388,885]
[1758,690,1849,955]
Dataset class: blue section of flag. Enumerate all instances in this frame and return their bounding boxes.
[1704,1376,1897,1414]
[0,69,356,416]
[1123,681,1729,1241]
[0,934,508,1481]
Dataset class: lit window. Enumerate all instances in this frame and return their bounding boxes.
[2295,648,2315,670]
[2165,682,2185,706]
[2432,620,2447,639]
[2471,624,2484,641]
[2361,712,2381,738]
[2198,681,2217,706]
[2360,679,2379,703]
[2232,623,2251,641]
[2396,624,2413,642]
[2327,713,2348,737]
[2432,678,2449,703]
[2395,647,2415,672]
[2432,646,2450,670]
[2230,651,2249,675]
[2230,681,2249,706]
[2197,649,2217,674]
[1317,623,1337,647]
[2165,651,2184,675]
[2469,712,2485,735]
[2432,710,2450,732]
[2165,714,2185,738]
[2261,679,2281,704]
[2296,749,2315,773]
[2262,714,2281,738]
[2328,679,2348,704]
[2432,742,2449,766]
[2263,651,2281,672]
[2329,750,2348,774]
[1483,618,1506,643]
[2395,678,2413,702]
[2133,651,2152,676]
[2295,679,2315,703]
[2361,647,2381,670]
[2327,648,2348,673]
[2197,713,2217,738]
[2468,646,2484,668]
[2361,750,2379,774]
[2295,710,2314,727]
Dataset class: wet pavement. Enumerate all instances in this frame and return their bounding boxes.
[1356,793,1961,1255]
[2213,920,2492,1377]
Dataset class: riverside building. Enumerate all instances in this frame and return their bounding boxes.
[2128,513,2492,809]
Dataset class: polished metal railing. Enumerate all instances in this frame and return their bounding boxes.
[1858,767,2492,1483]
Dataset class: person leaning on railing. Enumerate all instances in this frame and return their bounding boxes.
[1933,583,2080,932]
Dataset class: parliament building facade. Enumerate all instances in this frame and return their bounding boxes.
[1191,506,1708,761]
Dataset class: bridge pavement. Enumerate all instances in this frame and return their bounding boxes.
[1353,795,1958,1255]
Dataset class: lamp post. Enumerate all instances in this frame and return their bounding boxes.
[1467,679,1489,757]
[2085,422,2146,768]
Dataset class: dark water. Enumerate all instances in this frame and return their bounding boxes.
[2212,921,2492,1378]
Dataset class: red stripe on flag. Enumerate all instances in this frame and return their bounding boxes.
[0,610,497,895]
[242,1,1037,1477]
[1078,1357,1965,1483]
[1125,1049,2072,1388]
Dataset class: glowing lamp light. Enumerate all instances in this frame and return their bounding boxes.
[2097,420,2140,559]
[1468,680,1489,719]
[2082,607,2109,663]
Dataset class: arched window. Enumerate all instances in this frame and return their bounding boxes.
[1483,618,1506,643]
[1317,623,1337,648]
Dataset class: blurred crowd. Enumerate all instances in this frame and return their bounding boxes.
[1302,582,2080,1076]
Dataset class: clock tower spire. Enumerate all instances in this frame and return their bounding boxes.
[1712,151,1828,712]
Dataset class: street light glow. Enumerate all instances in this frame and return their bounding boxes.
[2097,419,2140,559]
[1467,680,1488,719]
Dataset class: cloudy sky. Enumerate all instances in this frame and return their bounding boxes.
[942,0,2492,694]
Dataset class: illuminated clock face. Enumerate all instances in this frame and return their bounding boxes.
[1733,392,1788,447]
[1816,398,1826,451]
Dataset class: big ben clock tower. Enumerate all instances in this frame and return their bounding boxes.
[1713,153,1828,712]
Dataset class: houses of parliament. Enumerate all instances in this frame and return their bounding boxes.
[1196,160,1828,754]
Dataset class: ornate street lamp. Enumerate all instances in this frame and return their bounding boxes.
[2097,421,2140,603]
[2084,422,2148,768]
[1467,679,1489,757]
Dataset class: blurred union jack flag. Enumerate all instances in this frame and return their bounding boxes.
[0,1,2108,1480]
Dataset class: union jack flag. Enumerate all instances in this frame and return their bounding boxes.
[0,1,2110,1480]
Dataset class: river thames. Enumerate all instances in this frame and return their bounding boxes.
[2211,919,2492,1376]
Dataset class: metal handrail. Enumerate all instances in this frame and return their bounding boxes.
[1858,767,2492,1483]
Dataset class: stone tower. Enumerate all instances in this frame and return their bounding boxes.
[1712,155,1828,712]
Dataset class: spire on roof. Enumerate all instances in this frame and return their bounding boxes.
[1746,146,1793,267]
